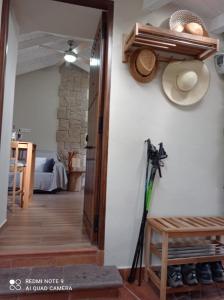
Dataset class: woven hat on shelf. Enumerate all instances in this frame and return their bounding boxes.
[129,48,157,83]
[169,10,208,36]
[162,60,210,106]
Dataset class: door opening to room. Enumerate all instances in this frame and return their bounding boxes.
[0,0,113,254]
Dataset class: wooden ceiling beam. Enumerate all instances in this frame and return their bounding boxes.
[53,0,113,11]
[19,32,92,52]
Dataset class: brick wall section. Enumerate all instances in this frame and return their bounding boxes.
[56,64,89,168]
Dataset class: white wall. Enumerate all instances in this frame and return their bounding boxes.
[0,10,19,227]
[13,66,60,151]
[0,0,2,24]
[105,0,224,267]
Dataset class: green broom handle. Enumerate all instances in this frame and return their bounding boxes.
[145,167,157,211]
[146,181,153,211]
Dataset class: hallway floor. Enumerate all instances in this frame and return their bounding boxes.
[118,281,224,300]
[0,191,92,253]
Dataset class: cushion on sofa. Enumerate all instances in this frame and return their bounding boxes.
[43,158,55,172]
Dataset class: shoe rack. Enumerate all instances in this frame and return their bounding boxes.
[144,216,224,300]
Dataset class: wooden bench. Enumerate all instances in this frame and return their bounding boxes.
[145,216,224,300]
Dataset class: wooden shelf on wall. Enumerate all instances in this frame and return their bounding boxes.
[123,23,219,63]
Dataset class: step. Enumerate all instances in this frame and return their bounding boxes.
[0,247,103,268]
[0,264,123,299]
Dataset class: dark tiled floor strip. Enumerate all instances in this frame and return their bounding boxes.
[0,264,123,296]
[1,265,223,299]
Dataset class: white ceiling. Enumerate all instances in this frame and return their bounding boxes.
[13,0,224,75]
[143,0,224,33]
[11,0,101,75]
[172,0,224,19]
[12,0,101,38]
[16,31,92,75]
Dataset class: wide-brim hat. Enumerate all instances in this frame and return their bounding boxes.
[129,48,157,83]
[162,60,210,106]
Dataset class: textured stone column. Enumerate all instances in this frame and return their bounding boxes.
[56,64,89,169]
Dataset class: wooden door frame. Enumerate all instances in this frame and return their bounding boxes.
[0,0,114,250]
[0,0,10,140]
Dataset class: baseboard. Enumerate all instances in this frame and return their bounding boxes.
[119,267,145,281]
[0,219,6,231]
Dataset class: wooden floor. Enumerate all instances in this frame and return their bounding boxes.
[117,281,224,300]
[0,281,223,299]
[0,191,93,253]
[1,193,224,299]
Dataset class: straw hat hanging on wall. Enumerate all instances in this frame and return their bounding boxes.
[162,60,210,106]
[129,48,158,83]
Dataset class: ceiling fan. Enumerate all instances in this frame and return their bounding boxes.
[40,40,90,65]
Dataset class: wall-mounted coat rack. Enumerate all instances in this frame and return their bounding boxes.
[122,23,219,63]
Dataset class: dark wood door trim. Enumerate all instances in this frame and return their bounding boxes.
[83,13,106,244]
[98,5,114,250]
[0,0,114,251]
[53,0,114,250]
[53,0,113,11]
[0,0,10,141]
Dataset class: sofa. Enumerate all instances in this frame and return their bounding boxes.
[9,150,68,193]
[34,150,68,192]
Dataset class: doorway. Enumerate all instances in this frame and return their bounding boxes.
[0,0,113,253]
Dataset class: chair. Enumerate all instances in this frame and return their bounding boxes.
[8,142,25,210]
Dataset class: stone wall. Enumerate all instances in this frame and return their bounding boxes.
[56,64,89,169]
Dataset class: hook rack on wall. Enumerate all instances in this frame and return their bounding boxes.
[122,23,219,63]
